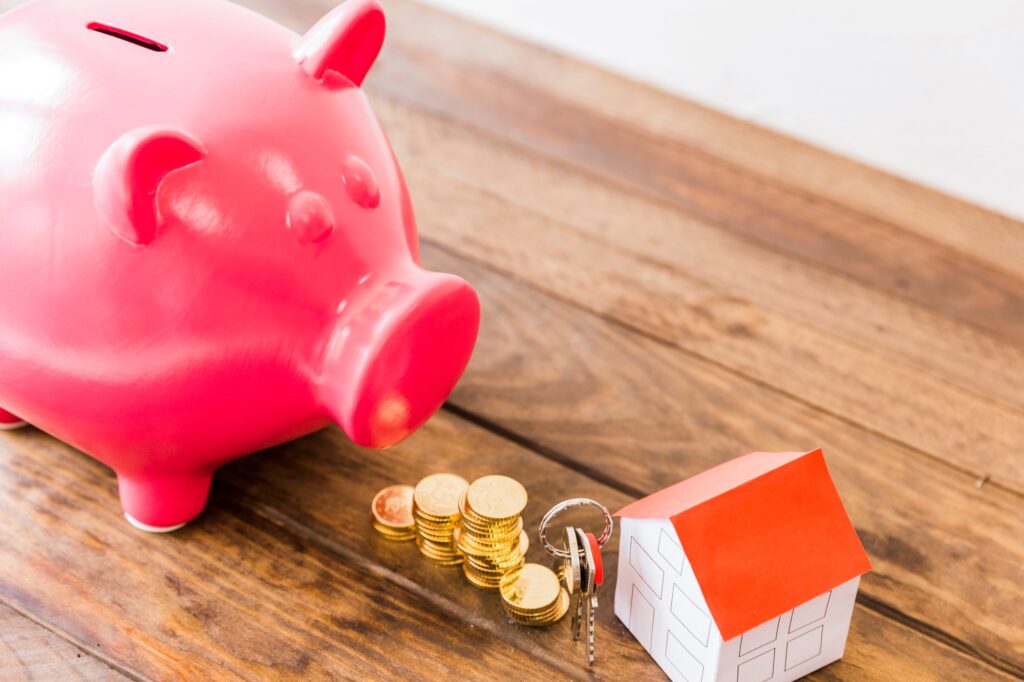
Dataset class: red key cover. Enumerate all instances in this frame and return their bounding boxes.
[585,532,603,586]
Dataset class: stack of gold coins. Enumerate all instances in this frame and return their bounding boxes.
[371,484,417,541]
[412,473,468,565]
[499,563,570,626]
[457,475,528,590]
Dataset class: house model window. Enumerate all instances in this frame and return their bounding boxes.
[614,448,871,682]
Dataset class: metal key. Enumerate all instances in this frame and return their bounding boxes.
[576,528,597,667]
[562,526,582,641]
[538,497,614,665]
[585,528,598,667]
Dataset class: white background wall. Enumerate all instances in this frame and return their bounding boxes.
[418,0,1024,220]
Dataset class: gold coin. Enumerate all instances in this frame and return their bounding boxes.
[505,585,568,618]
[459,515,523,538]
[506,601,559,621]
[464,555,517,575]
[466,475,527,520]
[499,563,560,611]
[372,520,416,537]
[456,528,521,553]
[416,537,459,554]
[459,517,522,537]
[413,504,461,525]
[519,530,530,554]
[547,587,570,622]
[413,474,469,518]
[371,484,415,528]
[375,531,416,542]
[462,562,501,590]
[416,539,463,564]
[510,588,570,626]
[415,526,457,542]
[463,544,523,562]
[502,588,560,617]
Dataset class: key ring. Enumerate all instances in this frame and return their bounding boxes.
[538,498,613,559]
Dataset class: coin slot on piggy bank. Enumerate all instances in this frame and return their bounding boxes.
[0,0,480,532]
[87,22,168,52]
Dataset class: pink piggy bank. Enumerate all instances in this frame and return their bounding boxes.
[0,0,480,531]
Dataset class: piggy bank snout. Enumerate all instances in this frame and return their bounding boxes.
[321,270,480,449]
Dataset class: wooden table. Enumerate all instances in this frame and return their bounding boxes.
[2,0,1022,679]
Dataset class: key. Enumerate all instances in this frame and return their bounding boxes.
[584,531,605,666]
[575,527,592,650]
[576,528,597,667]
[537,497,614,661]
[563,526,582,641]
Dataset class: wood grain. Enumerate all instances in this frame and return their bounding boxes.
[415,244,1024,675]
[376,96,1024,490]
[0,604,125,681]
[0,0,1020,679]
[2,413,1012,681]
[367,0,1024,346]
[376,0,1024,285]
[0,430,566,681]
[218,413,1019,682]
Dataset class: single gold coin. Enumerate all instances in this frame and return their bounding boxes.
[414,474,469,518]
[466,475,527,520]
[371,484,415,528]
[499,563,560,611]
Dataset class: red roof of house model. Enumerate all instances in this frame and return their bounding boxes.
[615,449,871,641]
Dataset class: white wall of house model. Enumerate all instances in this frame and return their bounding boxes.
[615,517,859,682]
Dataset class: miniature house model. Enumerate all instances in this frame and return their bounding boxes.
[614,449,870,682]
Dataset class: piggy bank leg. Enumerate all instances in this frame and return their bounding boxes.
[0,407,27,430]
[117,470,214,532]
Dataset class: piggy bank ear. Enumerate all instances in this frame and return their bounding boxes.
[294,0,385,85]
[94,126,206,246]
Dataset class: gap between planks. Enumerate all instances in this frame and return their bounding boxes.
[243,408,1024,680]
[0,412,1017,680]
[0,600,136,682]
[438,404,1024,679]
[215,492,587,680]
[365,89,1024,492]
[374,89,1024,418]
[369,1,1024,347]
[426,236,1024,503]
[368,67,1024,352]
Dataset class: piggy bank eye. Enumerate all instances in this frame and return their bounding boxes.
[287,190,335,244]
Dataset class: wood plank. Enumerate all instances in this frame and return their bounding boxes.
[374,96,1024,491]
[373,94,1024,416]
[0,603,125,681]
[0,430,567,681]
[0,1,1016,679]
[1,406,1013,680]
[378,0,1024,282]
[216,414,1015,682]
[412,244,1024,675]
[364,1,1024,345]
